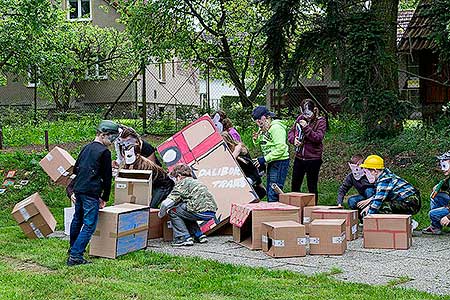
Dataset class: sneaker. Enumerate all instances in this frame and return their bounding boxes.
[422,225,442,235]
[171,237,194,247]
[194,235,208,244]
[411,219,419,232]
[67,256,91,266]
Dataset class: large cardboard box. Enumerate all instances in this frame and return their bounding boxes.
[157,115,258,234]
[11,193,57,239]
[309,219,347,255]
[303,205,338,234]
[114,169,152,206]
[311,209,359,241]
[279,192,315,224]
[261,221,307,258]
[363,214,412,250]
[148,208,163,239]
[230,202,300,250]
[39,146,76,186]
[64,206,75,236]
[90,203,149,259]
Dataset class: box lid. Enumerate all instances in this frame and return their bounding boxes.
[100,203,149,214]
[230,202,299,228]
[262,220,302,229]
[311,219,346,226]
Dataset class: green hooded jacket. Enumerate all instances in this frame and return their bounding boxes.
[254,119,289,163]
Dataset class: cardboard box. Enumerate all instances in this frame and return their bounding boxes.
[114,169,152,206]
[162,216,173,241]
[303,205,339,234]
[148,208,163,239]
[261,220,307,258]
[39,146,76,186]
[230,202,300,250]
[11,193,57,239]
[157,115,258,234]
[363,214,412,250]
[279,192,315,224]
[64,206,75,236]
[309,219,347,255]
[89,203,149,259]
[311,209,359,241]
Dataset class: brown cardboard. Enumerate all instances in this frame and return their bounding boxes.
[89,203,149,259]
[230,202,300,250]
[148,208,163,239]
[261,221,307,258]
[309,219,347,255]
[162,216,173,241]
[11,193,57,239]
[363,214,412,250]
[39,146,76,186]
[114,169,152,206]
[157,115,258,234]
[303,205,339,234]
[279,192,316,224]
[311,209,359,241]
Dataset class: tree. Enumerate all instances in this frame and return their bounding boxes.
[262,0,411,136]
[119,0,271,108]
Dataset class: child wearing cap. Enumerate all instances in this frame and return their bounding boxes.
[359,155,421,220]
[422,151,450,235]
[67,120,118,266]
[251,106,289,202]
[337,154,375,210]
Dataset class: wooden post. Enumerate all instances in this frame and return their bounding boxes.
[44,130,49,151]
[0,126,3,150]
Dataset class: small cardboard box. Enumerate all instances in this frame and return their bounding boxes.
[39,146,76,186]
[12,193,57,239]
[303,205,338,234]
[363,214,412,250]
[279,192,315,223]
[311,209,359,241]
[89,203,149,259]
[162,216,173,241]
[148,208,163,239]
[230,202,300,250]
[114,169,152,206]
[64,206,75,236]
[309,219,347,255]
[261,220,307,258]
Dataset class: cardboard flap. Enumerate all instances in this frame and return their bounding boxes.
[117,169,152,180]
[230,203,252,227]
[230,202,299,228]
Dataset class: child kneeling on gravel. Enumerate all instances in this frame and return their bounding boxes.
[422,151,450,235]
[159,164,218,246]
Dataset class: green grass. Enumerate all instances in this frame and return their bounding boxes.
[1,118,450,299]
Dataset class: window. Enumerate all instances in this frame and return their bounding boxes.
[85,58,108,80]
[158,63,166,82]
[68,0,91,21]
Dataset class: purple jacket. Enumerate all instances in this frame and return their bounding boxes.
[288,115,327,160]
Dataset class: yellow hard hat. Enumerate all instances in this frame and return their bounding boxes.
[360,155,384,169]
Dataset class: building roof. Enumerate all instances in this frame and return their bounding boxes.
[398,0,436,51]
[397,9,415,45]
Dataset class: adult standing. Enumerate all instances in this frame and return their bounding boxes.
[252,106,289,202]
[288,99,327,204]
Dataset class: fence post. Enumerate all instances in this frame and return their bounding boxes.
[206,59,211,112]
[141,62,147,134]
[33,65,38,124]
[44,130,49,151]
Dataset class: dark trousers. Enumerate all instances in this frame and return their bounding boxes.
[291,157,322,204]
[168,202,215,240]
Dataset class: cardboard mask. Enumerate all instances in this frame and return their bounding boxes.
[348,163,364,181]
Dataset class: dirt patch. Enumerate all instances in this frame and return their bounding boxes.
[0,255,56,274]
[0,141,88,154]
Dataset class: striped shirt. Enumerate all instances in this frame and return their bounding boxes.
[368,168,416,214]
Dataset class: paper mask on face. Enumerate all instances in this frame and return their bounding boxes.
[348,163,364,180]
[440,160,450,172]
[121,138,139,165]
[364,168,377,184]
[212,113,223,133]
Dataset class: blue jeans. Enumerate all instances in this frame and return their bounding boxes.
[70,193,100,259]
[267,159,290,202]
[168,202,215,240]
[429,192,450,229]
[348,188,376,209]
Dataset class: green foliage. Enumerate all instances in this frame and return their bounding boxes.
[427,0,450,65]
[119,0,271,108]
